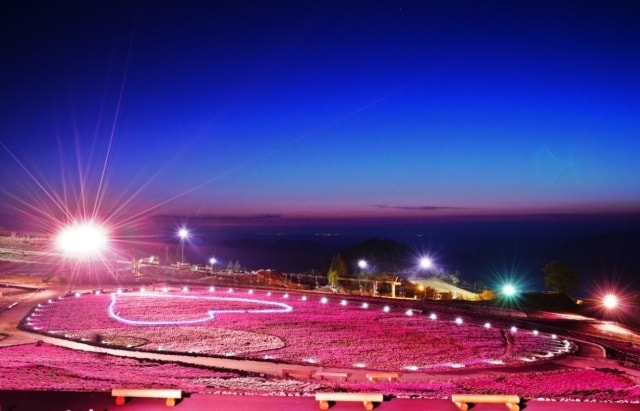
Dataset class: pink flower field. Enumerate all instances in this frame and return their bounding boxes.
[2,342,639,402]
[0,342,321,394]
[23,288,570,371]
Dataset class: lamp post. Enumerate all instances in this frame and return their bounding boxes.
[357,259,368,278]
[178,228,189,263]
[418,284,426,299]
[209,257,216,273]
[357,260,367,295]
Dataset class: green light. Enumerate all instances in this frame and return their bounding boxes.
[502,284,516,296]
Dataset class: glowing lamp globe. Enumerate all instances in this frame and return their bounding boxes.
[419,257,433,269]
[502,284,517,297]
[358,259,367,269]
[56,222,108,258]
[603,294,618,309]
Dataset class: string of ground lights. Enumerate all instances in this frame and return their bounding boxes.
[22,287,574,371]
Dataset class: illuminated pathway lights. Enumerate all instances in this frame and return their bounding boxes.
[108,292,293,326]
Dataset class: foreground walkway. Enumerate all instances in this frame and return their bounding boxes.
[2,390,640,411]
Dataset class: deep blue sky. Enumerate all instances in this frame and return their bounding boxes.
[1,0,639,234]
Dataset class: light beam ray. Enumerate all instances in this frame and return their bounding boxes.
[1,141,73,222]
[111,77,428,227]
[94,28,135,222]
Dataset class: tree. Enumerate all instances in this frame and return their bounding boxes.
[327,254,346,288]
[542,260,579,295]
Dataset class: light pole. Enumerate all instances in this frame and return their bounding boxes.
[178,228,189,263]
[501,283,518,317]
[209,257,216,273]
[358,259,367,272]
[418,284,426,299]
[357,260,367,295]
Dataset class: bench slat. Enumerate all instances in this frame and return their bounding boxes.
[315,392,383,402]
[315,392,383,411]
[451,394,520,411]
[111,388,182,399]
[451,394,519,403]
[366,372,399,382]
[315,371,349,380]
[282,369,313,378]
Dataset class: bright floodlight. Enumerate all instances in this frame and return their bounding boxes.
[502,284,517,297]
[603,294,618,309]
[358,259,367,269]
[209,257,216,265]
[57,222,108,258]
[419,257,433,269]
[177,227,189,262]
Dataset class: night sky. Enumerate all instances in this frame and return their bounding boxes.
[1,0,640,234]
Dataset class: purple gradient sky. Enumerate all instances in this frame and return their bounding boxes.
[1,1,639,234]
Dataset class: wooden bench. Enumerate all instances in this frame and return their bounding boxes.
[315,371,349,381]
[315,392,383,410]
[451,394,521,411]
[366,372,399,382]
[282,368,314,379]
[111,388,182,407]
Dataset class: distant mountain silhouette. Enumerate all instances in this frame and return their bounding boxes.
[337,237,414,274]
